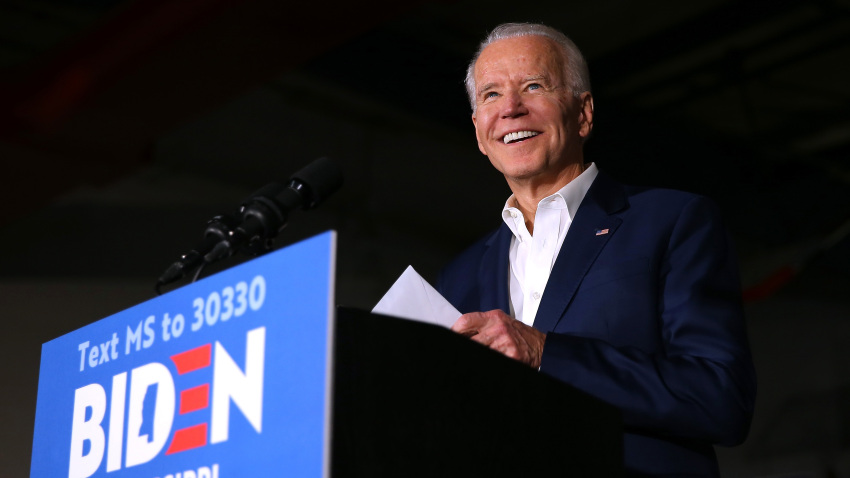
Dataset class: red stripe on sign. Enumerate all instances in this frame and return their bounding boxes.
[171,344,211,374]
[180,384,210,414]
[165,423,208,455]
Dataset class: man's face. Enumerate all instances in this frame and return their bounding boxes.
[472,35,593,186]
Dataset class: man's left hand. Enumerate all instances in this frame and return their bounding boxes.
[451,309,546,368]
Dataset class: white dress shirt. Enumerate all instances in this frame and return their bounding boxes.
[501,163,598,326]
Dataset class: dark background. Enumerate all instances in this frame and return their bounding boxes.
[1,0,849,476]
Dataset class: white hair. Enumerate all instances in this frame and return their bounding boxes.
[464,22,591,112]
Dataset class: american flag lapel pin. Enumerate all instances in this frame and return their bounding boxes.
[595,228,609,236]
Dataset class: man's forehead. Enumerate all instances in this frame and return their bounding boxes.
[477,36,561,67]
[474,36,563,85]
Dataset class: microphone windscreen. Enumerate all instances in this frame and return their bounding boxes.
[290,157,344,209]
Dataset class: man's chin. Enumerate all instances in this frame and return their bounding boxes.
[502,168,549,184]
[490,157,544,178]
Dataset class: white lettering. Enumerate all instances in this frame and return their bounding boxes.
[106,373,127,472]
[127,316,156,354]
[110,333,120,360]
[78,342,90,372]
[162,313,172,341]
[170,313,185,338]
[125,363,175,468]
[205,291,221,326]
[88,346,99,369]
[234,282,248,317]
[192,298,204,332]
[98,342,110,364]
[221,287,234,321]
[248,275,266,311]
[211,327,265,443]
[126,321,143,354]
[68,384,106,478]
[143,316,156,347]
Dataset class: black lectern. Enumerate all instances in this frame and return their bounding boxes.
[332,307,623,477]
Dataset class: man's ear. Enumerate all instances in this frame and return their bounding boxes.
[578,92,594,139]
[472,113,487,156]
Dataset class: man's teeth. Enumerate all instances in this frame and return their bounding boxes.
[503,131,540,144]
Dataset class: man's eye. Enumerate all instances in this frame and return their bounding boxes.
[484,91,499,99]
[528,83,542,90]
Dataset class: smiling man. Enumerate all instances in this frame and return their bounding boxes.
[472,33,591,203]
[437,23,756,476]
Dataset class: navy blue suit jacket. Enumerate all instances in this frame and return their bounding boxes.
[437,172,756,477]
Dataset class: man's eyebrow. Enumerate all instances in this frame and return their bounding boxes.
[477,74,552,97]
[478,82,498,95]
[523,74,548,83]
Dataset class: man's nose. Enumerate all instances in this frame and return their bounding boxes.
[500,91,528,118]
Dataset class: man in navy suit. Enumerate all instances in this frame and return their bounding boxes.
[437,23,756,476]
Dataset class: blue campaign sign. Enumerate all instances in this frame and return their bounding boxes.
[31,231,336,478]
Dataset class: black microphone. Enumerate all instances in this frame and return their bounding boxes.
[156,157,343,292]
[204,157,343,263]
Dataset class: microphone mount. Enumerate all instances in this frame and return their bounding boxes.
[155,157,343,294]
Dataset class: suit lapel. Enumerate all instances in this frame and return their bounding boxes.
[532,172,628,333]
[478,223,512,314]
